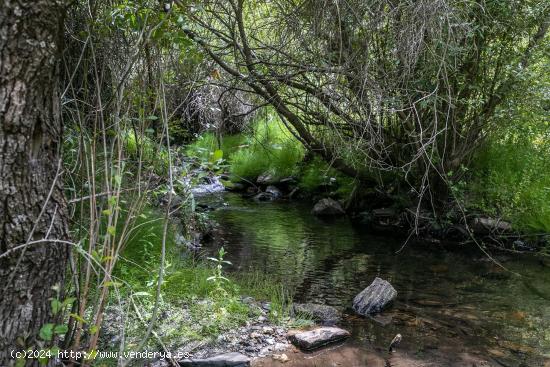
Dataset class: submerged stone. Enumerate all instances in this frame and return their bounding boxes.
[288,327,350,350]
[292,303,341,325]
[352,277,397,315]
[312,198,345,216]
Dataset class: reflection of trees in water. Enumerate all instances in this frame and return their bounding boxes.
[213,195,550,364]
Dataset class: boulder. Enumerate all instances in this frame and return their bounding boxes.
[312,198,345,216]
[292,303,341,325]
[253,186,283,202]
[179,352,250,367]
[289,327,350,350]
[352,277,397,315]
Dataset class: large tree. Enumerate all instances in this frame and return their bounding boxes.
[180,0,548,204]
[0,1,70,365]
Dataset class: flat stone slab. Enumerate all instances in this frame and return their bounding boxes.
[353,277,397,315]
[292,303,341,325]
[288,327,350,350]
[179,352,250,366]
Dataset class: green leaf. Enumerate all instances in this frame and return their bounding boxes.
[211,149,224,162]
[104,281,122,288]
[70,313,87,324]
[54,324,68,335]
[90,325,99,335]
[62,297,76,307]
[107,226,116,236]
[39,323,54,341]
[102,209,112,216]
[51,299,61,315]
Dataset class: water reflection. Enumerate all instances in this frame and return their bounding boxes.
[201,193,550,366]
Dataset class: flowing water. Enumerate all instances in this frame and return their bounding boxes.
[200,192,550,366]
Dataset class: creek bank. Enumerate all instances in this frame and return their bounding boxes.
[200,167,549,253]
[101,297,292,367]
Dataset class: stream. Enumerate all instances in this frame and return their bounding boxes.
[199,192,550,366]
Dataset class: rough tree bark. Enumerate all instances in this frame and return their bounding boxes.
[0,1,70,365]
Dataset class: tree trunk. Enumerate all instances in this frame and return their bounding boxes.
[0,1,70,366]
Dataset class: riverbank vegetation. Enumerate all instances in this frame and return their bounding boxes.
[0,0,548,365]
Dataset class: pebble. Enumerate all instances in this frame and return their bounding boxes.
[273,353,289,363]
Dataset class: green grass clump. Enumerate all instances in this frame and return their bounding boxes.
[186,132,245,162]
[230,114,305,181]
[470,134,550,233]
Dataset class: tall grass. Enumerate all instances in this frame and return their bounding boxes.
[231,115,304,180]
[470,133,550,233]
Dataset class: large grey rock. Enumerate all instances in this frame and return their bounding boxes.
[289,327,350,350]
[292,303,341,325]
[312,198,345,216]
[179,352,250,366]
[353,277,397,315]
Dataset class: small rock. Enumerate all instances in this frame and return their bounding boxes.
[258,316,267,323]
[262,326,274,334]
[288,327,350,350]
[352,277,397,315]
[272,354,289,363]
[265,185,283,199]
[273,342,288,351]
[257,172,275,185]
[253,192,276,202]
[292,303,341,325]
[179,352,250,366]
[312,198,345,216]
[241,296,255,304]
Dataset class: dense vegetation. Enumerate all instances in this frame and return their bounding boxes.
[0,0,548,366]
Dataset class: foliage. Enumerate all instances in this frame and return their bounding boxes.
[230,113,305,181]
[184,0,549,213]
[467,53,550,233]
[122,129,170,175]
[470,131,550,233]
[186,132,245,163]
